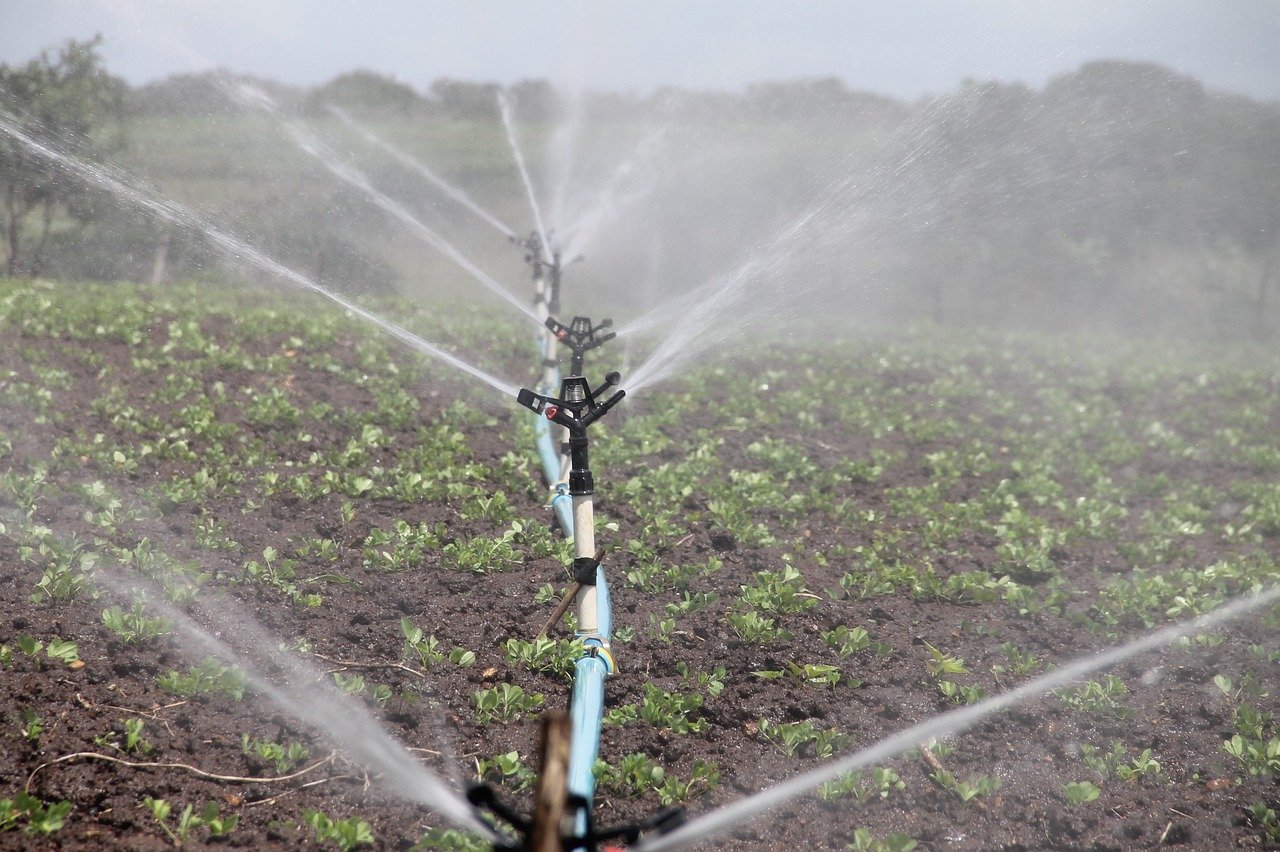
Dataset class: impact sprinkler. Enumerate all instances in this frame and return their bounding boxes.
[545,315,616,377]
[512,231,563,315]
[517,371,624,610]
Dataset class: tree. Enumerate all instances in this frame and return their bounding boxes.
[305,70,429,117]
[0,36,126,277]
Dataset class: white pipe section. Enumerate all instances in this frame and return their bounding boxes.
[573,494,598,634]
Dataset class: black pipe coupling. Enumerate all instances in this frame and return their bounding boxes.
[572,555,601,586]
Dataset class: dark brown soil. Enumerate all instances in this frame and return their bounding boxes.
[1,283,1278,851]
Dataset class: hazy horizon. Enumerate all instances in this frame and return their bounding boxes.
[3,1,1279,103]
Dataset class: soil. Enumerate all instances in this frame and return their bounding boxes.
[1,288,1278,851]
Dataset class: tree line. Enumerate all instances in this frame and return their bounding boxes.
[1,37,1277,338]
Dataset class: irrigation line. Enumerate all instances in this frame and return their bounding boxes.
[0,109,519,401]
[639,584,1280,851]
[328,104,518,240]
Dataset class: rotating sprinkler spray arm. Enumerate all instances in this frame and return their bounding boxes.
[545,316,616,377]
[516,371,624,589]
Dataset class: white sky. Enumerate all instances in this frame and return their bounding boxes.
[2,0,1278,101]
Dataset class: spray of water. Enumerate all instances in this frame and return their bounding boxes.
[0,109,519,401]
[620,199,834,397]
[102,568,494,838]
[639,583,1280,851]
[559,123,671,262]
[497,89,553,264]
[547,83,585,231]
[617,88,1022,397]
[328,104,518,241]
[228,82,541,328]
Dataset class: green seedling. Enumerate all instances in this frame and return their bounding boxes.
[739,566,816,614]
[819,767,904,803]
[676,663,727,696]
[473,684,544,723]
[474,751,536,792]
[1080,742,1162,781]
[303,808,374,851]
[97,718,151,755]
[1063,781,1102,805]
[157,657,248,700]
[921,641,967,677]
[143,798,237,843]
[102,601,172,644]
[1223,734,1280,777]
[242,734,309,774]
[0,793,72,836]
[936,680,984,704]
[593,753,718,805]
[993,642,1041,677]
[332,672,366,696]
[19,711,44,744]
[821,625,871,657]
[504,636,583,678]
[1056,675,1132,718]
[1247,802,1280,845]
[932,769,1000,804]
[758,718,849,758]
[727,611,792,643]
[847,828,919,852]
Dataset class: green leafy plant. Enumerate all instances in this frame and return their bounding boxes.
[820,767,904,803]
[593,753,719,804]
[473,684,544,723]
[932,769,1001,804]
[727,611,792,643]
[758,718,849,758]
[1247,802,1280,845]
[102,601,172,644]
[504,636,583,678]
[303,808,374,851]
[847,828,919,852]
[157,657,248,700]
[143,798,237,843]
[1063,780,1102,805]
[474,750,537,792]
[1056,675,1132,718]
[922,641,967,677]
[1080,742,1162,781]
[0,793,72,836]
[241,734,309,774]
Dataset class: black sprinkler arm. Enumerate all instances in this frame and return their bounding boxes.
[545,315,616,376]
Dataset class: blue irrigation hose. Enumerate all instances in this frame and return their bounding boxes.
[534,412,564,486]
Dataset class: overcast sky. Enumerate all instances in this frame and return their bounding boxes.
[3,1,1279,102]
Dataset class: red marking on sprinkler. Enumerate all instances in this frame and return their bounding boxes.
[544,405,559,420]
[556,329,568,340]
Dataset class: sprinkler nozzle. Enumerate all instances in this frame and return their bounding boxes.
[545,315,617,376]
[516,371,625,496]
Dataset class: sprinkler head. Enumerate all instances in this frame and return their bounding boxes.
[545,315,616,376]
[516,372,624,433]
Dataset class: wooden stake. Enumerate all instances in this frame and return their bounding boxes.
[529,713,571,852]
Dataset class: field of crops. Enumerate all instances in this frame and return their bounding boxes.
[2,277,1279,850]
